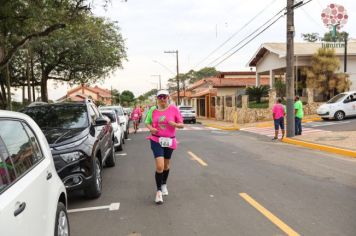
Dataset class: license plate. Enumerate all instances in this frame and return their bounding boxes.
[158,137,173,147]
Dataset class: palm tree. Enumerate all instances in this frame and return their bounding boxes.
[246,85,269,103]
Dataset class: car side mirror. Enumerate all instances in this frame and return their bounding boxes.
[124,112,127,116]
[95,117,108,126]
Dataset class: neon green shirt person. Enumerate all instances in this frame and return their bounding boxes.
[294,100,304,119]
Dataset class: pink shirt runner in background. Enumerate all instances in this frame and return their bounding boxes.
[148,105,183,149]
[272,104,285,120]
[131,108,141,121]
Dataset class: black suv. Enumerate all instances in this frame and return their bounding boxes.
[22,100,115,199]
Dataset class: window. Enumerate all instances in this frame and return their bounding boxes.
[0,120,41,193]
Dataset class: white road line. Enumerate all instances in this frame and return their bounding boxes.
[206,127,219,130]
[68,203,120,213]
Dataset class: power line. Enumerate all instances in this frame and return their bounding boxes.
[193,0,278,70]
[211,0,314,67]
[213,14,284,67]
[207,6,286,67]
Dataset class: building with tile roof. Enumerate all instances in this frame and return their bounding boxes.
[58,84,112,105]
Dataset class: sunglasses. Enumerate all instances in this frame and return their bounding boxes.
[157,95,168,100]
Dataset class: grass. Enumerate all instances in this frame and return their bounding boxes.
[248,101,269,109]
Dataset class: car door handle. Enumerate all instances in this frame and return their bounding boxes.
[47,172,52,180]
[14,202,26,217]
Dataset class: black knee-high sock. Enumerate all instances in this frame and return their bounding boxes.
[155,172,163,191]
[162,169,170,185]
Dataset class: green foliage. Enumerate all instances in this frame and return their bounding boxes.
[274,78,286,99]
[167,67,219,92]
[303,48,350,100]
[246,85,269,103]
[248,101,269,109]
[111,89,120,104]
[120,90,135,105]
[323,31,348,42]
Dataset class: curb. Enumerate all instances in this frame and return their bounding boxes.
[205,123,240,131]
[253,117,322,128]
[282,137,356,158]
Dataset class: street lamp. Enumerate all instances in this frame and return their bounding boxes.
[164,50,180,105]
[151,75,162,90]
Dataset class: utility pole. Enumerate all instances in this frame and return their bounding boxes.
[151,75,162,90]
[286,0,295,137]
[164,50,180,105]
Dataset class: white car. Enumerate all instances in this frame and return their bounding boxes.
[317,91,356,120]
[100,109,124,151]
[100,106,129,139]
[178,106,197,124]
[0,110,69,236]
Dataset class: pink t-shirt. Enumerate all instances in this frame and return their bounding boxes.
[148,105,183,149]
[272,104,285,120]
[131,108,141,120]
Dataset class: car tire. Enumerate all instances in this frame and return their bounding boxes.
[192,120,196,124]
[105,143,116,167]
[117,138,123,151]
[122,136,125,144]
[84,157,102,199]
[334,111,345,121]
[54,202,70,236]
[124,131,128,139]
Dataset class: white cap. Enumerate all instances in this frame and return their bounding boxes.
[156,90,169,96]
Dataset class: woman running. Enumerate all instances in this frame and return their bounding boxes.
[131,105,142,133]
[145,90,184,204]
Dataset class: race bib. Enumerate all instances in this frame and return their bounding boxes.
[158,137,173,147]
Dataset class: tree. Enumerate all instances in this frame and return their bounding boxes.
[0,0,92,109]
[26,15,126,102]
[303,48,350,100]
[246,85,269,103]
[301,31,349,43]
[120,90,135,106]
[166,67,219,93]
[274,77,286,99]
[111,89,120,105]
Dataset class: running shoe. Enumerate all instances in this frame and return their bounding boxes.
[155,190,163,204]
[161,184,168,196]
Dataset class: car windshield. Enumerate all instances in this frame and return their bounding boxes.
[23,105,89,129]
[102,106,124,116]
[327,93,347,104]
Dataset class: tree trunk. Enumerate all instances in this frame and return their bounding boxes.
[30,50,36,101]
[5,64,12,110]
[41,77,48,102]
[26,48,32,103]
[0,78,6,109]
[306,87,314,104]
[22,85,25,103]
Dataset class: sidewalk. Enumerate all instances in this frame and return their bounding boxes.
[197,116,356,157]
[197,114,321,130]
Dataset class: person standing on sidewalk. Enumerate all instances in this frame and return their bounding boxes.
[145,90,184,204]
[294,96,304,135]
[272,98,285,140]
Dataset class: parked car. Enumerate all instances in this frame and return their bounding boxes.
[317,91,356,121]
[0,110,69,236]
[100,105,129,139]
[22,100,115,199]
[99,109,124,151]
[123,107,132,118]
[178,106,196,123]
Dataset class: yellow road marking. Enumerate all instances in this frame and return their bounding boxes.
[239,193,300,236]
[187,151,208,167]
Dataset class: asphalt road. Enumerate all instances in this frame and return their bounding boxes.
[67,124,356,236]
[303,117,356,131]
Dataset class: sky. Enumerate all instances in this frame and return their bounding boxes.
[17,0,356,101]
